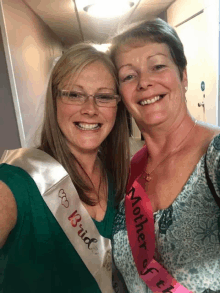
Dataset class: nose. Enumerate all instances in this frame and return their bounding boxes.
[80,96,99,116]
[137,71,152,91]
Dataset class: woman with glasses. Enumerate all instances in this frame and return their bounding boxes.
[0,43,130,293]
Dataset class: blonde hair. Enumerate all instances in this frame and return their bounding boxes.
[39,43,130,205]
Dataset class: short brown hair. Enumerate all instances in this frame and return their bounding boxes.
[110,18,187,80]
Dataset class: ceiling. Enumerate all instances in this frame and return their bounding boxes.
[23,0,175,47]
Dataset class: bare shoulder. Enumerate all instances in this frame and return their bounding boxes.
[196,121,220,141]
[196,120,220,132]
[0,181,17,248]
[186,121,220,156]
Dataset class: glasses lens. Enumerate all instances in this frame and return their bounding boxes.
[60,90,85,105]
[95,94,118,107]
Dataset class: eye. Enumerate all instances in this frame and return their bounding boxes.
[120,74,135,83]
[68,91,83,99]
[96,94,114,101]
[153,64,166,71]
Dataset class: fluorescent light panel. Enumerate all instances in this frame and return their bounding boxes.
[84,0,135,18]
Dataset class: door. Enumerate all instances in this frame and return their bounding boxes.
[176,10,211,122]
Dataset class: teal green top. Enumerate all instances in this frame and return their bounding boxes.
[0,163,116,293]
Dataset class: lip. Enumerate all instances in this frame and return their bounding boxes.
[74,121,102,124]
[138,94,166,105]
[74,122,102,131]
[73,120,103,125]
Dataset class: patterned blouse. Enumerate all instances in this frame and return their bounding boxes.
[113,134,220,293]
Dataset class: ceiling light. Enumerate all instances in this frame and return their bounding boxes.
[92,43,111,52]
[83,0,135,18]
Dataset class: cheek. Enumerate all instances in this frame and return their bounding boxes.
[120,83,130,95]
[120,79,137,96]
[56,103,73,130]
[120,93,135,114]
[165,70,182,89]
[57,107,66,128]
[120,86,132,107]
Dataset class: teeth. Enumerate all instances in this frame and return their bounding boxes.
[140,95,163,105]
[76,123,100,130]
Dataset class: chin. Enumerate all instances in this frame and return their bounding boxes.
[79,142,101,152]
[81,148,100,154]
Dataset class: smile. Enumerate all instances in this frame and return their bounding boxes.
[139,95,165,105]
[75,122,101,130]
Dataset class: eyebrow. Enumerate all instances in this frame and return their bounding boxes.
[67,85,115,92]
[118,53,167,71]
[98,87,116,92]
[118,64,133,71]
[148,53,167,59]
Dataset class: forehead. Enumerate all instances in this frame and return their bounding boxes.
[115,42,172,68]
[61,61,116,89]
[77,61,113,79]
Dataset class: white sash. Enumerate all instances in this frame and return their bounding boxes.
[0,148,114,293]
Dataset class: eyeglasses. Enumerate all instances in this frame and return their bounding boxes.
[58,90,121,108]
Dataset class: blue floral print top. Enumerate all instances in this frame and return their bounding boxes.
[112,134,220,293]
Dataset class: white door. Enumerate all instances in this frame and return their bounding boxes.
[175,9,215,123]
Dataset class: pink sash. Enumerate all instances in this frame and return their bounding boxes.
[125,175,193,292]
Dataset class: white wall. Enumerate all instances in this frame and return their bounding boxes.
[0,27,20,157]
[167,0,219,126]
[0,0,64,147]
[167,0,216,27]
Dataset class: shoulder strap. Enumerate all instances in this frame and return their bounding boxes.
[204,154,220,208]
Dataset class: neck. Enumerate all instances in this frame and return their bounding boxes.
[80,155,99,177]
[68,145,100,177]
[71,148,105,196]
[141,112,195,160]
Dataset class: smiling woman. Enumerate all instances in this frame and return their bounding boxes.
[56,61,118,158]
[115,42,188,130]
[110,18,220,293]
[0,43,130,293]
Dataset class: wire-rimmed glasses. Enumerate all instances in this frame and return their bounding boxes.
[58,90,121,108]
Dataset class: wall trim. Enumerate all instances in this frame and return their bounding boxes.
[175,9,204,28]
[0,0,26,147]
